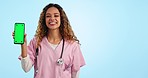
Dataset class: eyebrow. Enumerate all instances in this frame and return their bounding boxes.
[46,13,60,15]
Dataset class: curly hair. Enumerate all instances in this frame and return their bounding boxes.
[35,3,79,47]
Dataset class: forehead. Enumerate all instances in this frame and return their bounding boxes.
[46,7,60,14]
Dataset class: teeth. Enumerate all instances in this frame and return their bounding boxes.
[49,22,56,24]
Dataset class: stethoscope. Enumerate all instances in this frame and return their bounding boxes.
[56,38,65,65]
[35,38,65,72]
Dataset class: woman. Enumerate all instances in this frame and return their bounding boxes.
[13,3,85,78]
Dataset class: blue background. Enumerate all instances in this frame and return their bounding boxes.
[0,0,148,78]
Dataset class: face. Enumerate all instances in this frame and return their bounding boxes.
[45,7,61,30]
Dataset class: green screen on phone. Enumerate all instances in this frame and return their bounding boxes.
[14,23,25,44]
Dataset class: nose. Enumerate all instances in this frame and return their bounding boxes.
[51,15,55,19]
[49,16,55,21]
[49,19,54,22]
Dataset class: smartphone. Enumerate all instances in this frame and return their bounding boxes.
[14,23,25,44]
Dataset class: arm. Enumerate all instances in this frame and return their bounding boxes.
[72,70,80,78]
[21,34,27,58]
[20,34,33,72]
[21,55,33,73]
[71,42,85,78]
[12,33,35,72]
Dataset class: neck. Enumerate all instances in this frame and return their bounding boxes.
[47,29,62,44]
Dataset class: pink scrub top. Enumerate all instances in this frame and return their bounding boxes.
[19,37,85,78]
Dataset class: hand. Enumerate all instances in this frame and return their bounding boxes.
[12,32,27,45]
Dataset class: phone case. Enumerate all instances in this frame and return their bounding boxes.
[14,23,25,44]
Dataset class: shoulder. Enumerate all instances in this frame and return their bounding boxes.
[28,37,37,47]
[30,37,37,43]
[65,40,80,48]
[30,36,46,44]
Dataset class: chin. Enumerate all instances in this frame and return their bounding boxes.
[49,27,60,30]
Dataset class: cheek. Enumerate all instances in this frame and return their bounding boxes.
[58,18,61,24]
[45,18,48,25]
[46,18,49,22]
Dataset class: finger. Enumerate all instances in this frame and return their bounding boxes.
[12,32,14,36]
[12,32,15,39]
[24,34,27,38]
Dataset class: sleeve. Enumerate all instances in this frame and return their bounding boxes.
[76,70,80,78]
[18,38,36,65]
[71,43,86,72]
[21,54,33,73]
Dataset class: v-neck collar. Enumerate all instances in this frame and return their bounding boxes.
[45,37,63,53]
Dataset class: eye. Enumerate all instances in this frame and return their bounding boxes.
[46,15,51,18]
[54,15,59,17]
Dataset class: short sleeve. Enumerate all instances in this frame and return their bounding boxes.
[18,38,36,65]
[71,43,86,72]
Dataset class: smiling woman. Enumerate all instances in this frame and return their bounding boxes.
[1,0,147,78]
[12,3,85,78]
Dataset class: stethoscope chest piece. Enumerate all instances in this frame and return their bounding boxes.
[57,58,64,65]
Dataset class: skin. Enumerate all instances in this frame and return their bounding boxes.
[45,7,62,45]
[12,7,62,58]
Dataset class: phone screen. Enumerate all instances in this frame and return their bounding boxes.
[14,23,25,44]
